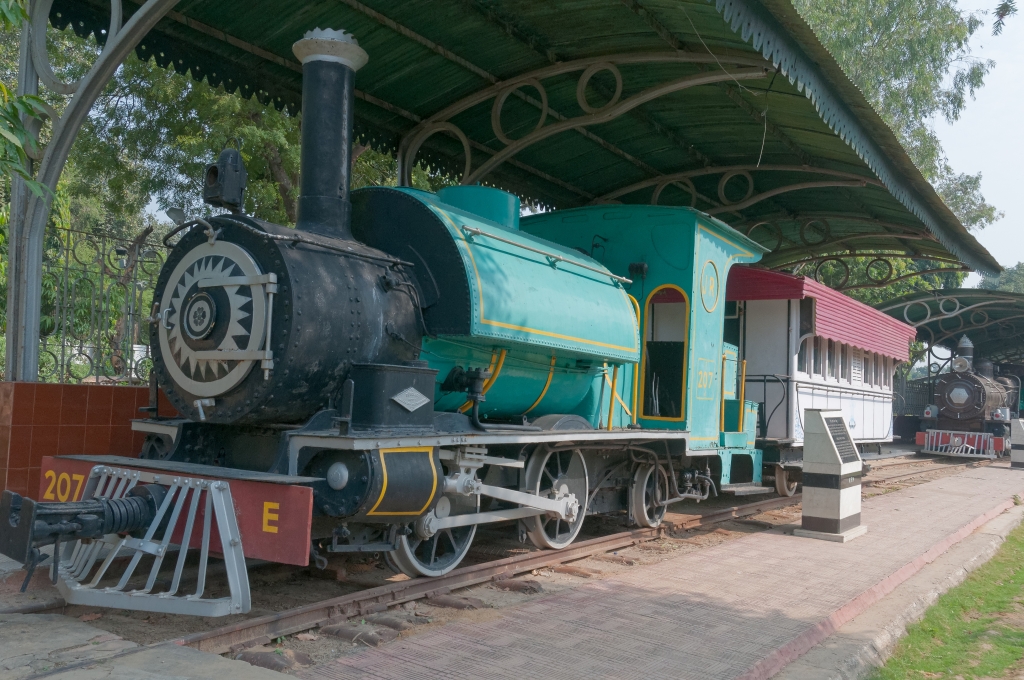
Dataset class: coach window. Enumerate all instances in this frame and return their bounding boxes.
[827,340,837,379]
[840,344,850,382]
[799,336,820,376]
[641,286,688,419]
[813,337,825,376]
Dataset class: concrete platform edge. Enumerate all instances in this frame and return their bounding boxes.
[774,502,1024,680]
[737,495,1019,680]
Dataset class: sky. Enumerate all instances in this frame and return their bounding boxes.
[937,1,1024,286]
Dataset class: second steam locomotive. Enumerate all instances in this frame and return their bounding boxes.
[917,335,1020,456]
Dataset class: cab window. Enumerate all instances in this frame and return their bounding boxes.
[643,287,688,418]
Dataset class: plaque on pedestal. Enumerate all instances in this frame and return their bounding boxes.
[793,409,867,543]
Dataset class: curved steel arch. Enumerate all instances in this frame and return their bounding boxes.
[598,164,883,212]
[396,52,774,187]
[7,0,180,380]
[876,289,1024,365]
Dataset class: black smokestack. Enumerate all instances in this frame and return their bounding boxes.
[292,28,369,239]
[957,335,974,368]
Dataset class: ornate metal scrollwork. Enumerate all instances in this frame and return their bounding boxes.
[35,224,166,384]
[745,221,783,251]
[651,178,697,207]
[864,258,894,285]
[491,78,547,145]
[397,52,772,187]
[598,164,882,214]
[787,253,970,292]
[799,219,831,247]
[717,170,754,206]
[813,257,850,289]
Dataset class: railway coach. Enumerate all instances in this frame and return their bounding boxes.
[0,28,768,616]
[724,267,918,495]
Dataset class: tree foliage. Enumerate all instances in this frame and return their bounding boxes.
[793,0,1001,232]
[0,0,46,195]
[993,1,1017,34]
[0,21,452,234]
[979,262,1024,294]
[0,22,455,379]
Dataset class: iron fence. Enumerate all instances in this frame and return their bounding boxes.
[27,224,167,384]
[894,375,932,416]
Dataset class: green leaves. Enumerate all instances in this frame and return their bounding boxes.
[0,0,27,30]
[793,0,1001,233]
[0,81,47,197]
[993,1,1017,35]
[0,1,48,197]
[979,262,1024,293]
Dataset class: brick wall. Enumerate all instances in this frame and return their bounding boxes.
[0,383,165,498]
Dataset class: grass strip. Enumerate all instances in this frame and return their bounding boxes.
[870,516,1024,679]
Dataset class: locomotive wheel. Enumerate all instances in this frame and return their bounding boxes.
[631,464,669,528]
[774,467,798,497]
[390,494,478,578]
[524,447,588,550]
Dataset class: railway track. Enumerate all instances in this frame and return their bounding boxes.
[863,457,991,487]
[158,459,992,659]
[173,493,801,654]
[14,492,796,680]
[20,493,802,679]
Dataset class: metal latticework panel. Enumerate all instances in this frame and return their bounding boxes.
[32,225,167,384]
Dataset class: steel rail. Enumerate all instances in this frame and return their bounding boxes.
[864,459,989,487]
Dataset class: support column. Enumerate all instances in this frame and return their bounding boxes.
[4,0,181,381]
[5,13,39,381]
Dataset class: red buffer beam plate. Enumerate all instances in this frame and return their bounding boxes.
[39,456,314,566]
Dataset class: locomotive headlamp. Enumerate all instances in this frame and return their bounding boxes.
[203,147,248,212]
[327,462,350,490]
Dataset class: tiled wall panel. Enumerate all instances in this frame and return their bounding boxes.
[0,383,177,498]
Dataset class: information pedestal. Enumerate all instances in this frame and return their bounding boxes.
[1010,419,1024,470]
[793,409,867,543]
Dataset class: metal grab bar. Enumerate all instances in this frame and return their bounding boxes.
[744,373,789,439]
[460,225,631,285]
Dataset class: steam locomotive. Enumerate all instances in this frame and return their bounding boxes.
[918,335,1019,456]
[0,28,768,608]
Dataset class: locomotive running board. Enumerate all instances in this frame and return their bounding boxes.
[284,428,691,475]
[53,464,251,617]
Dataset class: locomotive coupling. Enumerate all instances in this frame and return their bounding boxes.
[0,485,166,583]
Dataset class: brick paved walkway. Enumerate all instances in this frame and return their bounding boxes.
[300,465,1024,680]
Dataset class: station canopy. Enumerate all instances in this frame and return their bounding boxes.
[878,289,1024,363]
[52,0,1000,282]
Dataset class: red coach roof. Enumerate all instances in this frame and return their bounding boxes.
[726,267,917,362]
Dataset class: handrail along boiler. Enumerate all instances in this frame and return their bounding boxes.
[0,27,768,613]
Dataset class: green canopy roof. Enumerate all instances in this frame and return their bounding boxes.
[879,289,1024,362]
[52,0,1000,277]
